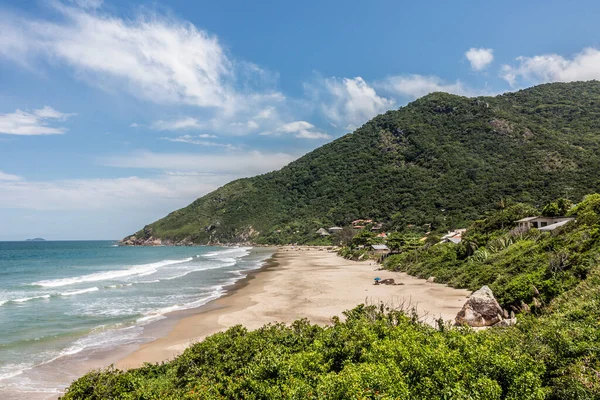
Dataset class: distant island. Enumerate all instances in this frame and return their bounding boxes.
[26,238,46,241]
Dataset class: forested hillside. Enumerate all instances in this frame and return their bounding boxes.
[125,81,600,245]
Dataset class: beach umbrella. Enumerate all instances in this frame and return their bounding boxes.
[374,277,381,282]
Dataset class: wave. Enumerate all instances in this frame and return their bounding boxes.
[60,287,99,296]
[162,261,237,281]
[0,287,100,307]
[203,246,252,259]
[136,287,225,324]
[104,283,133,289]
[12,294,52,303]
[32,257,194,288]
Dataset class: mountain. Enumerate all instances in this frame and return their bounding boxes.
[124,81,600,245]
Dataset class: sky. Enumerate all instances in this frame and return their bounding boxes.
[1,0,600,240]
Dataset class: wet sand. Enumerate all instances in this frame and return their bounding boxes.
[116,247,472,369]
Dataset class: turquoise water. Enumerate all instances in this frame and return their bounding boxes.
[0,241,270,397]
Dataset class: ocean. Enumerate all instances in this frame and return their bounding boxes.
[0,241,272,399]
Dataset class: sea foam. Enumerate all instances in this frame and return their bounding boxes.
[32,257,194,288]
[60,287,99,296]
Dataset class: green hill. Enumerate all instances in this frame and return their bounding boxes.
[125,81,600,245]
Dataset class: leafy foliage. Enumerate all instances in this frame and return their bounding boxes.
[128,82,600,245]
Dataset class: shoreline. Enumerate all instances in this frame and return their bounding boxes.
[114,247,472,370]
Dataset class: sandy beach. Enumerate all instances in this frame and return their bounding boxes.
[116,247,472,369]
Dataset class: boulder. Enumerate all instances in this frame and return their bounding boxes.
[426,276,435,283]
[493,318,517,327]
[455,286,504,327]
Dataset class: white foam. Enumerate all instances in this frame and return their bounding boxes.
[162,261,237,281]
[60,287,99,296]
[136,288,225,323]
[12,294,51,303]
[203,247,252,259]
[32,257,194,288]
[0,363,31,380]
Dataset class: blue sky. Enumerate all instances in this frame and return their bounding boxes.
[1,0,600,240]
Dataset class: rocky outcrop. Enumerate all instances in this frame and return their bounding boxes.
[455,286,506,327]
[120,235,165,246]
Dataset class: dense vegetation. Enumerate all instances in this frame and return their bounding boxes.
[64,195,600,399]
[127,81,600,245]
[384,195,600,309]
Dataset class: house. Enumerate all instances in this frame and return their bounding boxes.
[440,229,466,244]
[370,244,390,254]
[516,216,574,231]
[316,228,331,236]
[371,223,384,231]
[539,219,573,232]
[328,227,343,233]
[376,232,387,238]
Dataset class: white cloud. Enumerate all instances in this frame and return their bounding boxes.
[0,171,22,181]
[129,122,141,128]
[151,117,201,131]
[0,150,297,211]
[0,174,221,211]
[0,3,283,116]
[0,106,73,135]
[465,48,494,71]
[102,150,297,174]
[162,135,235,148]
[260,120,331,139]
[501,47,600,86]
[377,74,475,99]
[310,77,394,130]
[198,133,217,138]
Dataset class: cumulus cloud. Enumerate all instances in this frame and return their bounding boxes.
[501,47,600,86]
[260,121,331,139]
[308,77,394,130]
[162,135,236,148]
[377,74,474,99]
[465,48,494,71]
[0,106,74,135]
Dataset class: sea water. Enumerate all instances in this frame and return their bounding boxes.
[0,241,271,398]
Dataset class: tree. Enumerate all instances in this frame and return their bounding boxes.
[351,230,376,249]
[386,232,405,252]
[542,198,573,217]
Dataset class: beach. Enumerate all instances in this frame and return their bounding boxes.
[116,247,472,369]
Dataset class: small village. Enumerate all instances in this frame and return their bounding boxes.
[316,213,576,260]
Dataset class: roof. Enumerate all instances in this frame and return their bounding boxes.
[328,227,343,231]
[516,216,539,222]
[447,237,462,244]
[539,219,573,231]
[371,244,390,250]
[316,228,331,236]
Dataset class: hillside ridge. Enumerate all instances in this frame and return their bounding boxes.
[123,81,600,245]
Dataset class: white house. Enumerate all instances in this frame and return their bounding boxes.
[440,229,467,244]
[370,244,390,254]
[516,216,574,231]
